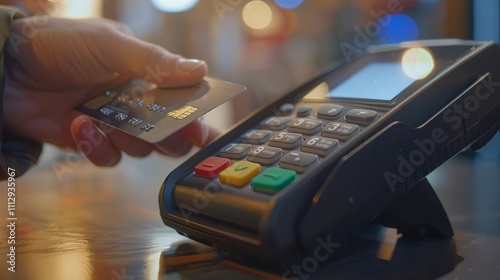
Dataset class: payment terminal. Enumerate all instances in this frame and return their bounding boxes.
[159,40,500,263]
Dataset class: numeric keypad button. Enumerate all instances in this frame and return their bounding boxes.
[241,130,272,144]
[288,118,323,135]
[302,136,340,156]
[297,106,312,117]
[247,146,283,165]
[279,103,295,116]
[220,143,252,159]
[322,122,359,141]
[317,105,344,119]
[260,117,291,131]
[345,109,378,124]
[269,132,303,149]
[280,152,319,173]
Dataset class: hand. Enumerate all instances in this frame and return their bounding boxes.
[4,0,52,15]
[3,16,219,166]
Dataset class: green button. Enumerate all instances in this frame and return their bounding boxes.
[251,167,297,193]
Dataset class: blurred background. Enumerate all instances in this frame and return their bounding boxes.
[5,0,495,125]
[2,0,497,180]
[1,2,499,279]
[74,0,473,123]
[0,0,496,173]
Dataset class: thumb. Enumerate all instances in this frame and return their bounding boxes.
[7,17,207,89]
[91,22,208,88]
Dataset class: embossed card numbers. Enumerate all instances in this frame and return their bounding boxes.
[76,78,246,143]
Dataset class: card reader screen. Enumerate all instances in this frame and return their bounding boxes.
[328,62,416,101]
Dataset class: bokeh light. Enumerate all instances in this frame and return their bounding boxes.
[150,0,199,13]
[58,0,102,18]
[242,1,273,30]
[380,14,419,43]
[274,0,303,9]
[420,0,441,4]
[401,48,435,79]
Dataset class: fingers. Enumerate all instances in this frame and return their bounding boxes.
[8,17,207,90]
[104,128,156,158]
[88,18,135,36]
[180,119,221,147]
[154,132,195,157]
[70,115,121,166]
[154,119,221,156]
[70,115,156,164]
[71,115,218,165]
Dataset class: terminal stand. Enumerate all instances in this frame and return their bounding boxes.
[375,178,453,240]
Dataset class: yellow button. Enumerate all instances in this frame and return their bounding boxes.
[219,161,261,186]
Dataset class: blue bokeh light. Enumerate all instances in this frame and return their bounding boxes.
[420,0,441,4]
[379,14,419,44]
[274,0,303,9]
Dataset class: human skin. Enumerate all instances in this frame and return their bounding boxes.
[3,16,218,166]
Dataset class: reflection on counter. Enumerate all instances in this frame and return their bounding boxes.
[0,134,499,279]
[158,226,462,280]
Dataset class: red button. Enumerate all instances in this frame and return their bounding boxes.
[194,157,231,178]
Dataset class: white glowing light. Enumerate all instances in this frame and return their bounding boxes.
[150,0,199,13]
[401,48,435,80]
[58,0,102,18]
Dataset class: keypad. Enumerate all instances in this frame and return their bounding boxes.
[191,102,379,193]
[195,157,231,178]
[302,136,339,156]
[251,168,297,193]
[345,109,378,124]
[260,117,290,131]
[323,122,359,141]
[241,130,272,144]
[219,161,261,186]
[297,106,312,117]
[280,152,319,173]
[220,143,252,159]
[317,104,344,119]
[247,146,283,165]
[269,132,303,149]
[279,103,295,115]
[288,118,323,135]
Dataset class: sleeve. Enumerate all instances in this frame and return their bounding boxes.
[0,6,43,180]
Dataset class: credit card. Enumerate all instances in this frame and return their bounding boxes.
[75,77,246,143]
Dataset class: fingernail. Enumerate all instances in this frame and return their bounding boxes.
[177,58,206,73]
[76,117,92,136]
[143,81,158,90]
[187,119,209,147]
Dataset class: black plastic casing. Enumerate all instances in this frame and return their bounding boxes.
[159,40,500,263]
